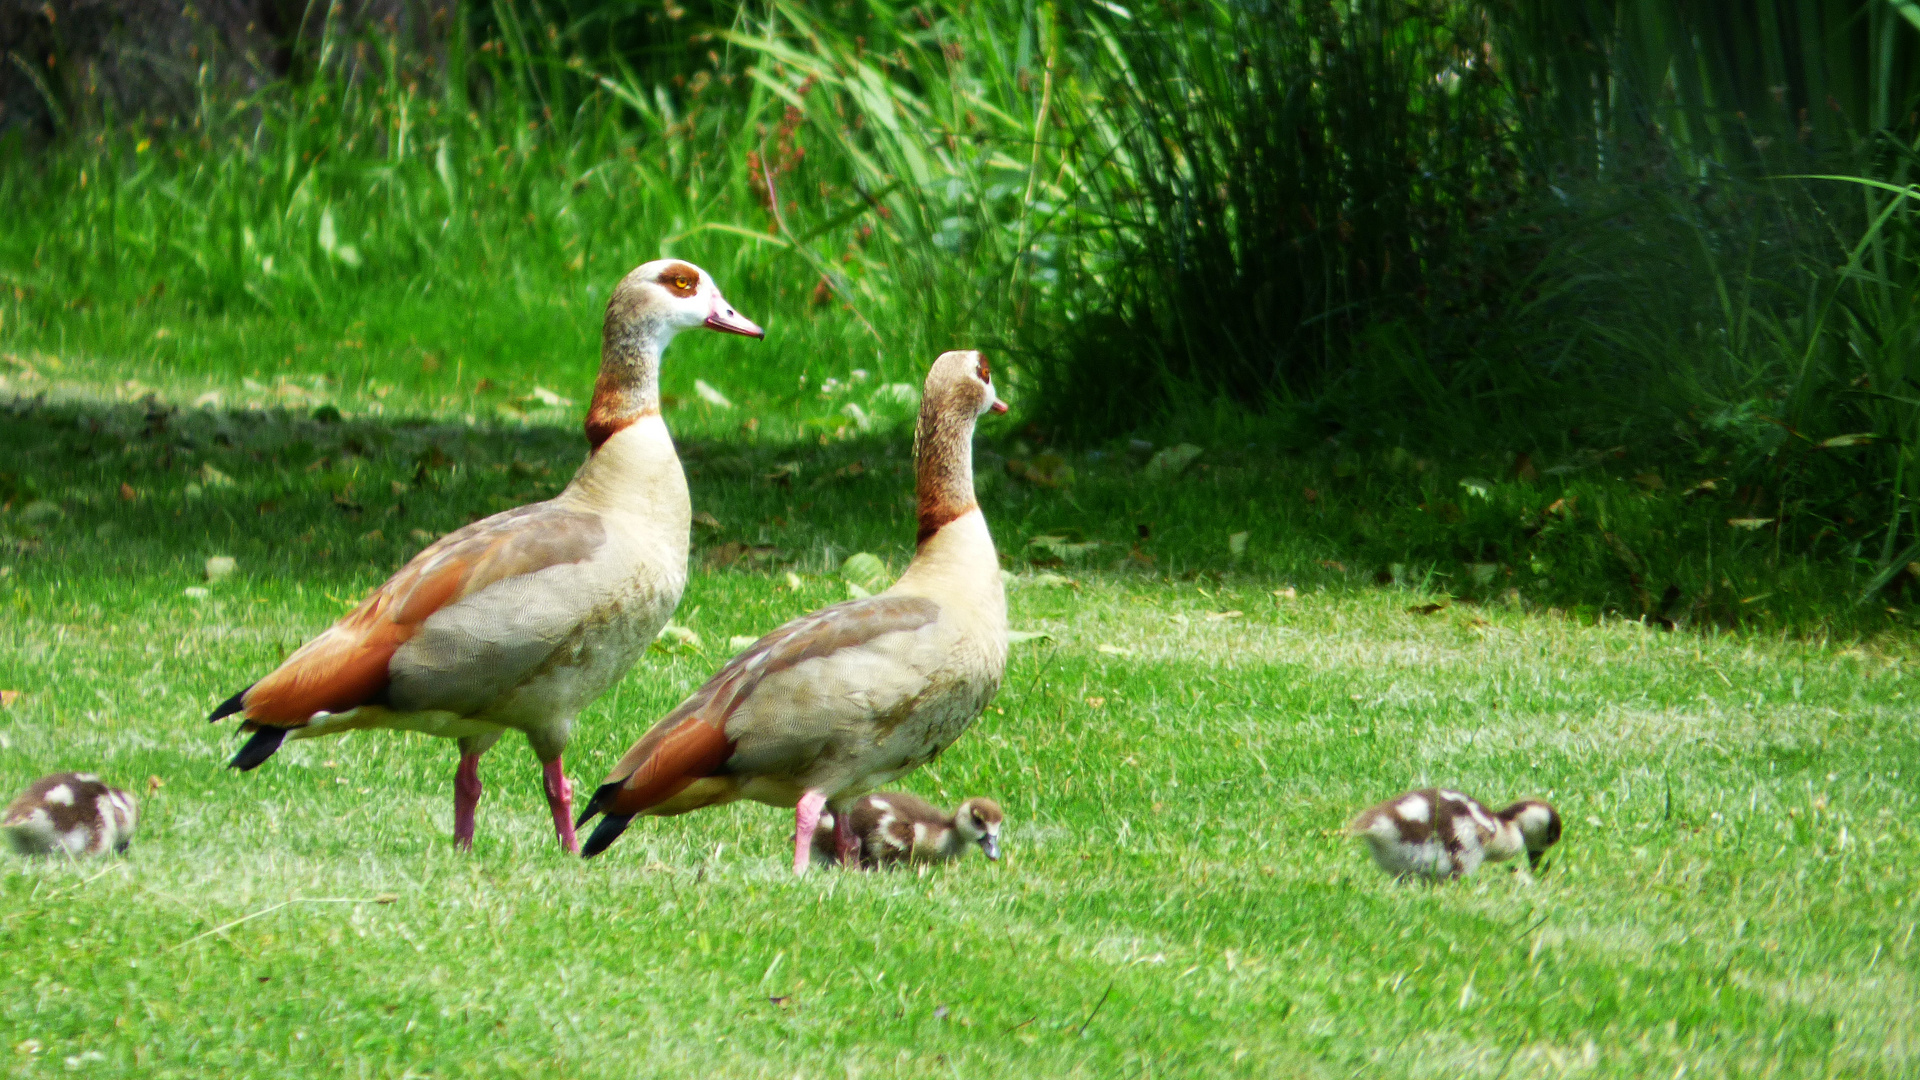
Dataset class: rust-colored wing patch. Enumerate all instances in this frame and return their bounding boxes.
[235,502,606,727]
[598,595,941,816]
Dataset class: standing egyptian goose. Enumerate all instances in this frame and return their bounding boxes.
[206,260,762,854]
[809,792,1003,869]
[4,773,138,857]
[575,349,1009,871]
[1349,788,1562,880]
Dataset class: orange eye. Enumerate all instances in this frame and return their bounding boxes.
[673,276,693,290]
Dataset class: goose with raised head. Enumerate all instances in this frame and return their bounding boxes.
[810,792,1004,869]
[1350,788,1561,880]
[206,260,762,853]
[575,349,1009,872]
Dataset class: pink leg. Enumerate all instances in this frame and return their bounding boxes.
[453,752,483,851]
[834,806,859,867]
[793,790,828,876]
[543,759,579,856]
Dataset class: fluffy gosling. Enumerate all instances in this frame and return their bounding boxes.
[1350,788,1559,880]
[4,773,138,857]
[810,792,1003,869]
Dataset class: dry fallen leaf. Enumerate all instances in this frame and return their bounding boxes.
[118,483,137,502]
[1682,478,1721,498]
[0,690,18,708]
[1319,559,1347,572]
[1206,610,1243,621]
[1096,644,1132,656]
[1085,696,1106,708]
[1143,443,1203,481]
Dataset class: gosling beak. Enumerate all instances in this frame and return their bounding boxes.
[979,833,1001,861]
[705,302,765,339]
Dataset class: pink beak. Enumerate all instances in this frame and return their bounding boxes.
[989,400,1009,414]
[705,301,765,339]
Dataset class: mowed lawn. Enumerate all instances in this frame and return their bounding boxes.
[2,360,1918,1078]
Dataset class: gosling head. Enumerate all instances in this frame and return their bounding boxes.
[1499,799,1562,870]
[952,797,1004,861]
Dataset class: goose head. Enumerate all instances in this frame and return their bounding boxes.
[952,797,1005,861]
[1499,799,1562,869]
[611,259,764,348]
[923,349,1008,421]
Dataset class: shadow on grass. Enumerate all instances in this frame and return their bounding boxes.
[0,389,1902,638]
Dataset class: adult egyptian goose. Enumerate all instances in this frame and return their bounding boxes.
[4,773,138,857]
[575,349,1009,872]
[1349,788,1561,880]
[809,792,1003,869]
[207,260,762,854]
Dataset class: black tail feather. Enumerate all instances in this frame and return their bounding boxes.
[574,779,624,829]
[229,726,287,771]
[581,814,634,859]
[209,684,254,722]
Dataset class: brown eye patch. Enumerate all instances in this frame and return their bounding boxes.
[655,262,701,297]
[975,353,992,384]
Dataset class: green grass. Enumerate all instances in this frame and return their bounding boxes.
[4,364,1919,1077]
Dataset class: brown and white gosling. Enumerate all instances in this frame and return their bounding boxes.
[810,793,1004,869]
[3,773,138,857]
[1349,788,1560,880]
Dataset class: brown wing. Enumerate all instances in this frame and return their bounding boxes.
[233,502,605,727]
[594,595,940,817]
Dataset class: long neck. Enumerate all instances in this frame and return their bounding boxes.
[585,299,669,452]
[914,399,978,546]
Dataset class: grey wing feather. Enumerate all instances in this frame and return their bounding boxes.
[385,504,609,715]
[718,596,945,774]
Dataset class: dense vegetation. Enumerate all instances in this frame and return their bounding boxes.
[6,6,1920,1077]
[6,0,1920,631]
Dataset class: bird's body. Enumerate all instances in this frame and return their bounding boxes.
[1349,788,1561,880]
[810,792,1003,868]
[208,260,761,852]
[4,773,138,857]
[578,349,1009,872]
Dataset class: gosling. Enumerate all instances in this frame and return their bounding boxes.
[4,773,139,857]
[1350,788,1559,880]
[810,792,1003,869]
